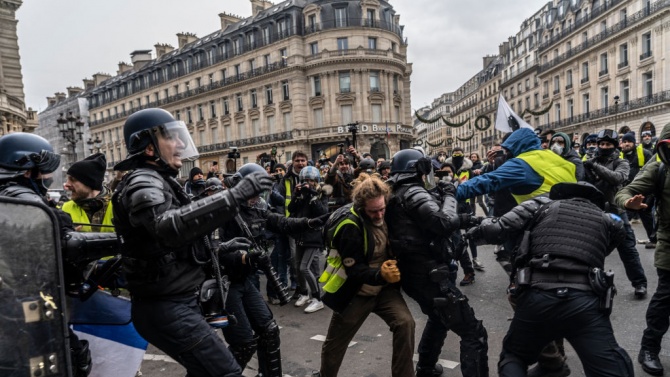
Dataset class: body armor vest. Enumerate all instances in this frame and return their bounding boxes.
[113,169,205,298]
[386,184,436,262]
[528,198,608,271]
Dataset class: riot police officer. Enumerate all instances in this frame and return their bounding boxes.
[111,108,273,376]
[0,132,99,377]
[385,148,489,377]
[467,182,633,376]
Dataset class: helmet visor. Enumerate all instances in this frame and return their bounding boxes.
[153,120,199,162]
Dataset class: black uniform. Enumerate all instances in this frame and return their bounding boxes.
[470,193,633,376]
[113,166,245,377]
[386,173,489,377]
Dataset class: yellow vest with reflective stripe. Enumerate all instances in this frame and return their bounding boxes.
[319,206,368,293]
[619,145,646,168]
[458,170,471,203]
[512,150,577,204]
[284,179,292,217]
[61,200,114,232]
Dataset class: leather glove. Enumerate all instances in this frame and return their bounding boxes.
[458,214,481,228]
[380,259,401,283]
[308,213,332,229]
[219,237,252,254]
[583,160,594,170]
[437,180,456,197]
[229,172,274,204]
[245,249,269,270]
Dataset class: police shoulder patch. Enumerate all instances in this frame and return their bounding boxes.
[342,257,356,267]
[609,213,622,222]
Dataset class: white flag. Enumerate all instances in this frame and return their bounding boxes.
[495,95,534,133]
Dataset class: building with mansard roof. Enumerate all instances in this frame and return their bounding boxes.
[417,0,670,156]
[84,0,413,177]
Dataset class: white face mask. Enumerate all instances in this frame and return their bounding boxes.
[550,144,564,156]
[437,155,446,163]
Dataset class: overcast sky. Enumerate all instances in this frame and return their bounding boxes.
[17,0,547,113]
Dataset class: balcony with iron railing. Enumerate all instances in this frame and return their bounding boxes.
[90,18,405,110]
[640,50,653,61]
[305,47,402,63]
[599,69,609,77]
[90,61,287,127]
[565,83,573,90]
[618,60,629,69]
[580,77,590,84]
[540,89,670,131]
[538,0,670,73]
[196,130,293,154]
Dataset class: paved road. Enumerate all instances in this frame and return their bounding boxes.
[136,223,664,377]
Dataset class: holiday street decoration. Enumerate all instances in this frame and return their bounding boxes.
[426,140,444,148]
[414,111,441,124]
[456,133,476,142]
[442,117,469,128]
[474,115,491,131]
[521,99,553,117]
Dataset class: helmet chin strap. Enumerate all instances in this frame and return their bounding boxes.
[144,143,179,175]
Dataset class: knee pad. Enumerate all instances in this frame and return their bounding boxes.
[229,340,257,369]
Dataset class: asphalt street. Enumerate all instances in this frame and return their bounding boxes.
[135,222,663,377]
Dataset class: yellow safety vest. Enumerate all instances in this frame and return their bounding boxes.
[513,150,576,204]
[619,145,646,168]
[458,170,471,203]
[61,200,115,232]
[319,206,368,294]
[284,179,292,217]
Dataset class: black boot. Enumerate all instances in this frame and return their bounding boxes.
[638,350,664,376]
[416,363,443,377]
[527,363,570,377]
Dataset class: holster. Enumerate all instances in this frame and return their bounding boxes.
[589,268,616,314]
[430,266,470,327]
[198,277,230,317]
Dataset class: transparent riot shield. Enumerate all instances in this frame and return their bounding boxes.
[0,197,72,377]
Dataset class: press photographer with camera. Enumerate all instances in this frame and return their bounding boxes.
[326,153,355,208]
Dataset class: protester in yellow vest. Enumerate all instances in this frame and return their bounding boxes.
[62,153,114,232]
[456,127,576,204]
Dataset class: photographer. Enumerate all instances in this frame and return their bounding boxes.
[326,154,354,208]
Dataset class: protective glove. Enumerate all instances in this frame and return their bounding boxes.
[583,160,594,170]
[219,237,252,254]
[458,214,482,228]
[308,213,332,229]
[228,172,274,204]
[380,259,401,283]
[245,249,270,270]
[437,180,456,197]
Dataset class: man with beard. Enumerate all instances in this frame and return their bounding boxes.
[184,166,206,198]
[549,132,585,181]
[584,129,648,298]
[582,134,599,160]
[641,130,656,152]
[326,154,354,207]
[62,153,114,232]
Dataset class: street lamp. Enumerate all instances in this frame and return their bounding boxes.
[613,95,620,130]
[56,111,84,164]
[87,135,102,155]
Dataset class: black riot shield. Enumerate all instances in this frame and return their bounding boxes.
[0,197,72,377]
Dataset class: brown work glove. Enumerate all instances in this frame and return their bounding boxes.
[380,259,401,283]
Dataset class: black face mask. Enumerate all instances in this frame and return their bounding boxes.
[16,176,51,197]
[192,178,206,187]
[597,147,616,158]
[452,156,464,170]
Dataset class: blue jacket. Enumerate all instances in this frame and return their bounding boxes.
[456,128,544,201]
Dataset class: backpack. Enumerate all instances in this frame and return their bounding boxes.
[318,203,368,293]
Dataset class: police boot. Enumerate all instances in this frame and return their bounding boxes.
[416,363,443,377]
[638,350,664,376]
[71,339,92,377]
[526,363,571,377]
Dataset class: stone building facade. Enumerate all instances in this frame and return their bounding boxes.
[0,0,37,136]
[86,0,413,177]
[416,0,670,157]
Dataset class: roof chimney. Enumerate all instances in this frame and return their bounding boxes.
[250,0,273,17]
[176,33,198,49]
[130,50,152,70]
[155,43,175,59]
[47,96,56,107]
[117,61,134,75]
[219,12,243,31]
[54,92,67,102]
[67,87,83,98]
[82,78,95,91]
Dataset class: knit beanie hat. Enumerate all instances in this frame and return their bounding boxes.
[189,167,204,181]
[622,132,636,143]
[67,153,106,191]
[273,163,287,172]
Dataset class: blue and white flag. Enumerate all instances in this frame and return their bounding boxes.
[71,291,148,377]
[495,94,533,133]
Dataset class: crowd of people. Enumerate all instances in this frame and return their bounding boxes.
[2,106,670,377]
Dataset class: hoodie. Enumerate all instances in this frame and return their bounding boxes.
[552,132,585,181]
[456,127,575,201]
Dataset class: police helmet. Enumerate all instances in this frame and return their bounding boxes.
[584,133,598,145]
[596,129,619,148]
[299,166,321,183]
[549,182,606,210]
[0,133,61,180]
[229,163,267,187]
[115,108,199,170]
[204,177,224,193]
[358,158,376,171]
[390,148,424,174]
